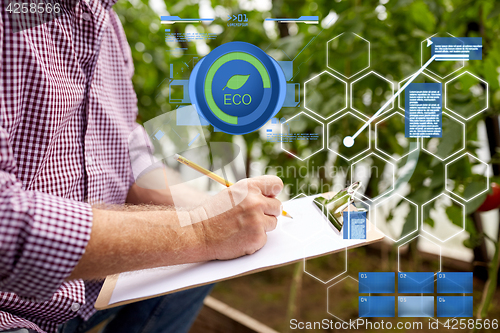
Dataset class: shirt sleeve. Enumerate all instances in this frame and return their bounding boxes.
[128,122,163,184]
[0,127,93,301]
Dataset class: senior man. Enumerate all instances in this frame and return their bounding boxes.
[0,1,283,332]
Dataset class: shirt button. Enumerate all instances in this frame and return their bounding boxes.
[82,12,92,21]
[71,302,81,312]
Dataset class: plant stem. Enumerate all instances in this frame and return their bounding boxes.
[285,261,303,333]
[476,239,500,319]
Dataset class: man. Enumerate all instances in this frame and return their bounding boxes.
[0,1,283,332]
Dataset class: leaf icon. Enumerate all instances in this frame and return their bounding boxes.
[223,74,250,90]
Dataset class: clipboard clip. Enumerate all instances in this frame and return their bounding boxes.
[334,181,362,214]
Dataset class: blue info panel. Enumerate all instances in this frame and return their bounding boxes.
[431,37,482,60]
[437,296,473,317]
[398,272,434,293]
[398,296,434,317]
[359,296,395,317]
[437,272,473,294]
[359,272,395,293]
[405,83,442,138]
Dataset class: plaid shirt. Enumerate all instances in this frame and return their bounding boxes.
[0,0,139,331]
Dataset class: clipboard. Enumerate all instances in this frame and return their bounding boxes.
[95,195,384,310]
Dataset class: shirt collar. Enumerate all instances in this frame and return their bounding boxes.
[60,0,118,11]
[99,0,119,10]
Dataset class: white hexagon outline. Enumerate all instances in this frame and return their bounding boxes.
[303,246,347,285]
[397,72,440,112]
[326,32,370,79]
[345,193,373,232]
[444,71,489,121]
[280,111,325,161]
[420,32,464,79]
[420,111,465,161]
[326,111,371,161]
[374,111,420,161]
[445,152,490,202]
[398,234,442,272]
[326,275,362,323]
[303,70,348,120]
[421,193,466,243]
[304,193,373,284]
[374,193,419,243]
[350,152,396,202]
[279,193,325,243]
[350,71,395,118]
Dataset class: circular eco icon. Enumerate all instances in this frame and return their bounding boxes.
[189,42,287,135]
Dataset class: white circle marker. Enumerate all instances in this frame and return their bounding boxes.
[343,136,354,148]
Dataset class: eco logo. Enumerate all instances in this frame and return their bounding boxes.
[189,42,286,135]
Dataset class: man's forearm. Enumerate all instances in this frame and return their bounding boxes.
[69,176,283,281]
[68,208,210,281]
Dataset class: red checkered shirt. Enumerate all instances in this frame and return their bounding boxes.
[0,0,140,332]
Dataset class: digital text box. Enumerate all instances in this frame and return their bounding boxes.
[405,83,442,138]
[359,296,395,318]
[359,272,395,293]
[437,272,473,294]
[431,37,482,60]
[437,296,473,317]
[398,296,434,317]
[398,272,434,294]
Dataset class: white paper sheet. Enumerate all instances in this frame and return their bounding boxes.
[108,195,378,306]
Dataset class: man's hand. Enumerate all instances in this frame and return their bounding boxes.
[191,176,284,260]
[68,175,283,281]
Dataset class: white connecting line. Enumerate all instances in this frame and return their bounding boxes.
[343,53,469,147]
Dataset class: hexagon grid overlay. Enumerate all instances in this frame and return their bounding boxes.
[398,235,442,272]
[280,111,324,161]
[375,111,419,161]
[445,71,489,121]
[327,32,370,79]
[398,72,440,112]
[421,32,464,79]
[327,276,360,323]
[327,111,371,161]
[421,111,465,161]
[374,193,418,243]
[421,193,465,243]
[350,153,396,202]
[445,152,490,202]
[304,241,347,284]
[350,71,395,118]
[304,71,348,120]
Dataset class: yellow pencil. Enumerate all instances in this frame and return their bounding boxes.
[174,154,293,219]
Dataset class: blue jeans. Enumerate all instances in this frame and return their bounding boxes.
[57,285,213,333]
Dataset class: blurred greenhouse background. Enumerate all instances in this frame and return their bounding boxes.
[115,0,500,330]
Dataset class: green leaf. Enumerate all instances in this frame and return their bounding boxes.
[488,2,500,19]
[399,206,417,240]
[223,74,250,90]
[464,182,489,214]
[445,205,464,229]
[463,232,483,249]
